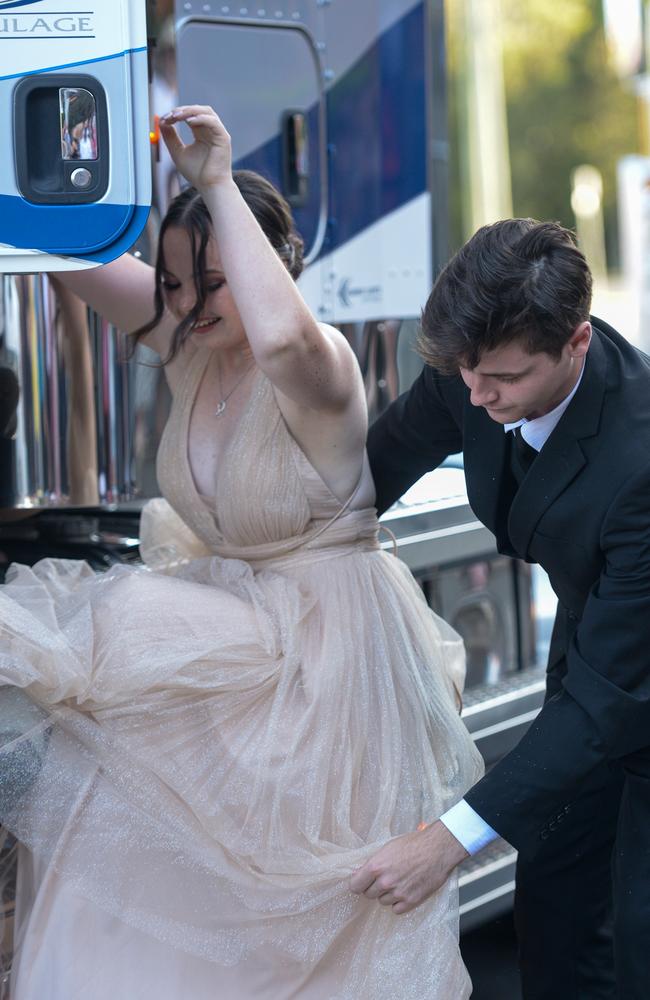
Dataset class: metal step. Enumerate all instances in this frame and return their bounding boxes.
[462,666,546,765]
[459,838,517,933]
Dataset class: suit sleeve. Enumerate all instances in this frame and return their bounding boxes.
[367,367,464,515]
[466,463,650,854]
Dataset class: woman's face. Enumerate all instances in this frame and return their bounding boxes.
[160,226,247,352]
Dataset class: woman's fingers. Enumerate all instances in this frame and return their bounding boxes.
[159,105,232,188]
[185,114,227,133]
[159,119,185,154]
[160,107,229,146]
[161,105,225,128]
[161,104,206,121]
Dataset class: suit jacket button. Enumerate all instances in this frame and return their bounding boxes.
[540,829,549,840]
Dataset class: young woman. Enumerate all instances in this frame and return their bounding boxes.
[0,106,482,999]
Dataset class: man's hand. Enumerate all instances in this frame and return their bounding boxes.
[349,820,469,915]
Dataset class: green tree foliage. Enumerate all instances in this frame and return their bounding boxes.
[447,0,639,266]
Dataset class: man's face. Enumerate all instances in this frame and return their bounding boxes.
[459,325,591,424]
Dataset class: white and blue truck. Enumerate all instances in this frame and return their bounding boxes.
[0,0,549,954]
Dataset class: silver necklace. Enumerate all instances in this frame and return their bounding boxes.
[215,361,255,416]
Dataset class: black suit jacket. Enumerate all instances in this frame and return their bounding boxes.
[368,319,650,853]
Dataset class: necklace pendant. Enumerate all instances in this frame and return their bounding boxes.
[215,400,227,417]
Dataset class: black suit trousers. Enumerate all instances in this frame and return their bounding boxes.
[514,665,650,1000]
[612,747,650,999]
[514,758,622,999]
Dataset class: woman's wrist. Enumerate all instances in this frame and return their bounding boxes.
[196,174,237,198]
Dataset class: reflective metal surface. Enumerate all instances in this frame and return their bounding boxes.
[60,87,98,161]
[0,273,168,511]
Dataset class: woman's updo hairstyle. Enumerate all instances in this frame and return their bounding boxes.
[132,170,305,363]
[234,170,304,281]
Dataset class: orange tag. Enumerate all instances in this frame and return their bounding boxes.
[149,114,161,147]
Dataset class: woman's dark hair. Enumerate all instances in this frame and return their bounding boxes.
[132,170,305,363]
[417,219,593,374]
[67,91,96,130]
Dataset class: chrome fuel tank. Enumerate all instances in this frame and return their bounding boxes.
[0,272,168,511]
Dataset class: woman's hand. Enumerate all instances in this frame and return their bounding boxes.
[159,105,232,191]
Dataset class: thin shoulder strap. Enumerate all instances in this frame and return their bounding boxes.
[303,467,363,548]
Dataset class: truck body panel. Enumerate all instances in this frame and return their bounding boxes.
[0,0,151,272]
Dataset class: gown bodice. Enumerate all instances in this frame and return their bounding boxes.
[155,346,380,565]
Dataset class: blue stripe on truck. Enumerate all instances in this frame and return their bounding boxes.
[0,45,147,82]
[0,195,150,258]
[235,2,426,261]
[0,1,46,8]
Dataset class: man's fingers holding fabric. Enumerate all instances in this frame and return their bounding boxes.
[349,822,470,915]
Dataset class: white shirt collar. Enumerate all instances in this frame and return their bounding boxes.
[504,359,585,453]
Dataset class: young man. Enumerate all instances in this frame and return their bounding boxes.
[353,219,650,999]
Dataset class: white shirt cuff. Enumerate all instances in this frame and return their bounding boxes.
[439,799,499,855]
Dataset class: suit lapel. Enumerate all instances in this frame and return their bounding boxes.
[507,330,611,557]
[507,436,586,556]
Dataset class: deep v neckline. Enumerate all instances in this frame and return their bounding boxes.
[182,348,262,517]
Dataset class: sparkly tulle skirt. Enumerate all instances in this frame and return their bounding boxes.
[0,500,482,999]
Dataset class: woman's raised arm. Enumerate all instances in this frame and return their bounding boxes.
[159,105,360,414]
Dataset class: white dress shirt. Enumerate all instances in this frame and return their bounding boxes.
[440,361,585,854]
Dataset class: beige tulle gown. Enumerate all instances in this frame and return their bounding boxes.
[0,347,483,999]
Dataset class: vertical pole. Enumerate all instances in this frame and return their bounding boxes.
[426,0,450,279]
[460,0,513,235]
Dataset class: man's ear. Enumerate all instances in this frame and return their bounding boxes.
[568,320,592,359]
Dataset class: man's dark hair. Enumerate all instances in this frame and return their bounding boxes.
[418,219,593,373]
[67,90,96,130]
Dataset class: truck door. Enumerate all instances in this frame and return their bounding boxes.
[173,2,432,328]
[175,9,326,264]
[0,0,151,273]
